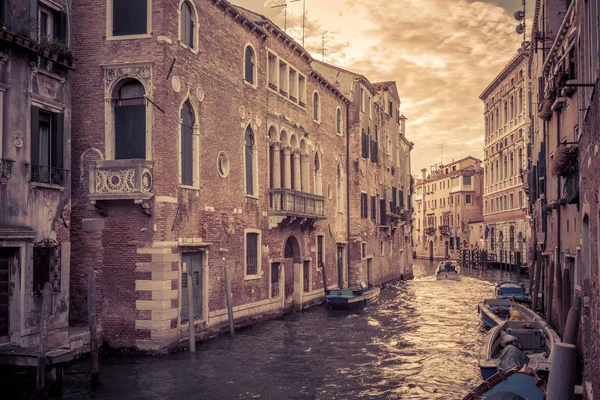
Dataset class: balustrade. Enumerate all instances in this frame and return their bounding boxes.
[89,159,154,202]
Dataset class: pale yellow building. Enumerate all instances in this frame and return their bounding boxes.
[480,47,531,267]
[413,157,483,259]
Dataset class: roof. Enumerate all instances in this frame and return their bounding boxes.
[312,60,379,96]
[479,47,529,100]
[372,81,395,90]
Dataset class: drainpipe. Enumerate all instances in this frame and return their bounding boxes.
[346,101,351,289]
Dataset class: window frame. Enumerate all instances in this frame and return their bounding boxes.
[178,0,198,52]
[313,91,320,122]
[335,107,342,135]
[316,234,325,271]
[243,43,258,88]
[106,0,152,41]
[244,124,258,198]
[179,98,199,189]
[244,229,262,280]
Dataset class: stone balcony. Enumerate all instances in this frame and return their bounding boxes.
[268,188,325,229]
[88,159,154,203]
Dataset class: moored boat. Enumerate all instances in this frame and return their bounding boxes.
[325,282,380,310]
[436,260,460,281]
[478,298,540,329]
[494,281,531,304]
[479,320,560,381]
[464,366,547,400]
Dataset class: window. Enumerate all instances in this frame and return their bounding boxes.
[245,231,260,276]
[518,88,523,114]
[180,252,202,323]
[33,239,61,296]
[518,191,523,208]
[244,125,256,195]
[289,68,298,100]
[510,193,514,209]
[360,88,365,112]
[465,194,472,204]
[368,97,372,120]
[180,100,195,186]
[244,45,256,85]
[463,175,471,185]
[336,163,343,212]
[388,100,393,116]
[268,52,277,89]
[38,7,53,41]
[298,75,306,105]
[336,108,342,135]
[30,107,65,185]
[317,235,325,269]
[313,92,320,121]
[35,5,67,43]
[361,193,368,218]
[361,243,366,258]
[180,1,195,48]
[371,195,376,221]
[380,241,384,256]
[114,80,146,160]
[112,0,148,37]
[361,129,369,158]
[279,61,288,95]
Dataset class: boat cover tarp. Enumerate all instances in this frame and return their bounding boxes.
[497,345,528,372]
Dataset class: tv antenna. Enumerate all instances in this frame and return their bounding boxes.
[321,35,327,61]
[272,0,305,46]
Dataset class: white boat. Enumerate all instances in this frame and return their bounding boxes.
[436,260,460,281]
[479,320,560,381]
[478,298,540,329]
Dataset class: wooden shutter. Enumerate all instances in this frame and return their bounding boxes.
[181,103,194,186]
[399,189,404,207]
[115,105,146,160]
[246,233,258,275]
[29,0,38,39]
[130,0,147,35]
[245,129,254,195]
[53,11,68,43]
[52,112,64,168]
[30,106,40,165]
[245,47,254,83]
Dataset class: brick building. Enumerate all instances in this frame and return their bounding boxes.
[0,0,73,348]
[69,0,412,352]
[412,157,483,260]
[529,0,598,397]
[480,47,531,269]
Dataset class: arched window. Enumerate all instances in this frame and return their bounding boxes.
[313,92,320,121]
[518,88,523,114]
[509,152,514,177]
[244,45,256,85]
[181,100,195,186]
[518,148,523,180]
[336,108,342,134]
[114,80,146,160]
[336,163,343,212]
[314,153,322,195]
[180,1,195,48]
[245,126,255,195]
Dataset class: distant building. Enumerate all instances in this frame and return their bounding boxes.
[480,47,531,268]
[412,157,483,260]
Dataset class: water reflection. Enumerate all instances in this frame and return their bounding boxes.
[53,260,528,400]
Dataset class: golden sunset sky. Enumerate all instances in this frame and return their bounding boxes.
[229,0,533,175]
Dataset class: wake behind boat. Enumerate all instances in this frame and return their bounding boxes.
[325,282,380,310]
[436,260,460,281]
[478,298,540,329]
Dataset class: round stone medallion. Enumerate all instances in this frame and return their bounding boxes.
[196,86,205,102]
[217,151,230,178]
[171,75,181,92]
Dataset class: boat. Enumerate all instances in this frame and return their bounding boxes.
[464,366,547,400]
[436,260,460,281]
[325,282,380,310]
[479,320,560,381]
[478,298,540,329]
[494,281,531,304]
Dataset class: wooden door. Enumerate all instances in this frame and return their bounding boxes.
[285,260,294,303]
[180,252,202,324]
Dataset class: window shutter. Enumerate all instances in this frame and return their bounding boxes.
[53,112,64,168]
[245,133,254,195]
[245,47,254,84]
[130,0,147,35]
[392,187,396,208]
[31,106,40,165]
[115,105,146,160]
[130,105,146,159]
[181,123,193,186]
[29,0,38,39]
[54,11,68,43]
[399,189,404,208]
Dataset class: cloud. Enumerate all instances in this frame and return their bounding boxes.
[229,0,525,173]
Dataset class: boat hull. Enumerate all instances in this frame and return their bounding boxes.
[478,299,539,329]
[326,287,380,310]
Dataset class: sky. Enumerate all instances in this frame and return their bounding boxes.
[228,0,534,175]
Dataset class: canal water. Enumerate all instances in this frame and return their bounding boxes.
[29,260,528,399]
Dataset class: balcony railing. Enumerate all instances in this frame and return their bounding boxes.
[0,158,14,179]
[30,164,68,186]
[268,188,325,219]
[439,225,450,236]
[89,159,154,202]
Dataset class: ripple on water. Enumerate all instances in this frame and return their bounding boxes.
[32,260,530,400]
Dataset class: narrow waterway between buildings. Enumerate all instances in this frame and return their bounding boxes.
[47,261,528,399]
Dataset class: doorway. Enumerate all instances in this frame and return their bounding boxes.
[445,241,449,258]
[337,245,344,289]
[284,236,301,304]
[366,257,373,286]
[180,252,203,324]
[0,248,17,342]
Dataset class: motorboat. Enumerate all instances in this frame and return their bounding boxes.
[325,282,380,310]
[436,260,460,281]
[494,281,531,304]
[478,298,540,329]
[479,320,560,381]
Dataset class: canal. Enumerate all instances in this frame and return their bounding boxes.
[23,260,528,399]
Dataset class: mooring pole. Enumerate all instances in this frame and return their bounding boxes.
[185,263,196,352]
[224,266,235,338]
[88,272,99,385]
